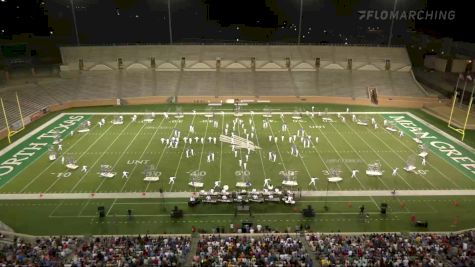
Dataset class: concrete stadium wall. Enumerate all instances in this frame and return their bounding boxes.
[60,45,411,72]
[176,95,438,108]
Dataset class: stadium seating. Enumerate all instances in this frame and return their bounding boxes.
[0,45,428,131]
[1,231,473,266]
[0,235,191,266]
[307,231,475,266]
[193,234,312,266]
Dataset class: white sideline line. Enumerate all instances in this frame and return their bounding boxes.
[275,116,312,179]
[3,190,475,200]
[249,113,268,181]
[168,114,198,192]
[376,114,463,188]
[336,118,414,190]
[407,113,475,153]
[94,120,150,193]
[41,123,115,193]
[61,112,412,116]
[0,113,64,156]
[48,211,427,219]
[69,121,135,192]
[119,116,167,192]
[143,117,180,192]
[18,119,103,193]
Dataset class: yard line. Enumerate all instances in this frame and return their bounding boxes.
[48,201,64,218]
[338,118,417,190]
[18,121,106,193]
[276,117,313,179]
[143,118,180,192]
[119,116,166,192]
[166,114,198,192]
[219,113,225,181]
[93,121,149,192]
[77,199,91,216]
[249,113,268,181]
[332,119,410,210]
[377,115,466,188]
[195,117,210,173]
[106,198,117,216]
[68,120,135,192]
[357,120,437,189]
[324,119,389,190]
[369,196,380,210]
[307,116,359,190]
[265,117,287,171]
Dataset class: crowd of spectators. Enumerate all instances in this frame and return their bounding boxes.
[1,231,474,266]
[307,231,475,266]
[193,234,313,266]
[0,235,191,266]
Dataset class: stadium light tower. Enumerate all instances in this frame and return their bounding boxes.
[387,0,398,47]
[168,0,173,44]
[297,0,303,45]
[69,0,80,46]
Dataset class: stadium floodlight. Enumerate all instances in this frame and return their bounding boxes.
[387,0,398,47]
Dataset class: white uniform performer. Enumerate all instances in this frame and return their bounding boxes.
[422,158,426,166]
[214,180,221,189]
[264,178,271,188]
[351,169,359,178]
[70,131,74,137]
[309,177,318,186]
[101,118,106,125]
[132,115,137,122]
[81,165,88,172]
[392,168,399,176]
[169,176,176,184]
[58,144,62,151]
[399,131,404,137]
[243,162,247,170]
[61,156,65,165]
[122,171,129,179]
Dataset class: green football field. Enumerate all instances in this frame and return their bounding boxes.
[0,109,473,194]
[0,104,474,235]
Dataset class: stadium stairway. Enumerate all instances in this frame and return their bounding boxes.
[185,235,200,266]
[298,235,320,267]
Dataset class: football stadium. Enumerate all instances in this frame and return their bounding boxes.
[0,1,474,266]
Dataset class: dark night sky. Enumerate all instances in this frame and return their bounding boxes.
[0,0,470,45]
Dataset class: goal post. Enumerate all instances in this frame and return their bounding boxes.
[1,92,26,144]
[447,91,473,141]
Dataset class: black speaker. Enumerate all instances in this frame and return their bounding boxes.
[98,206,105,218]
[302,205,315,218]
[415,220,428,228]
[380,203,388,214]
